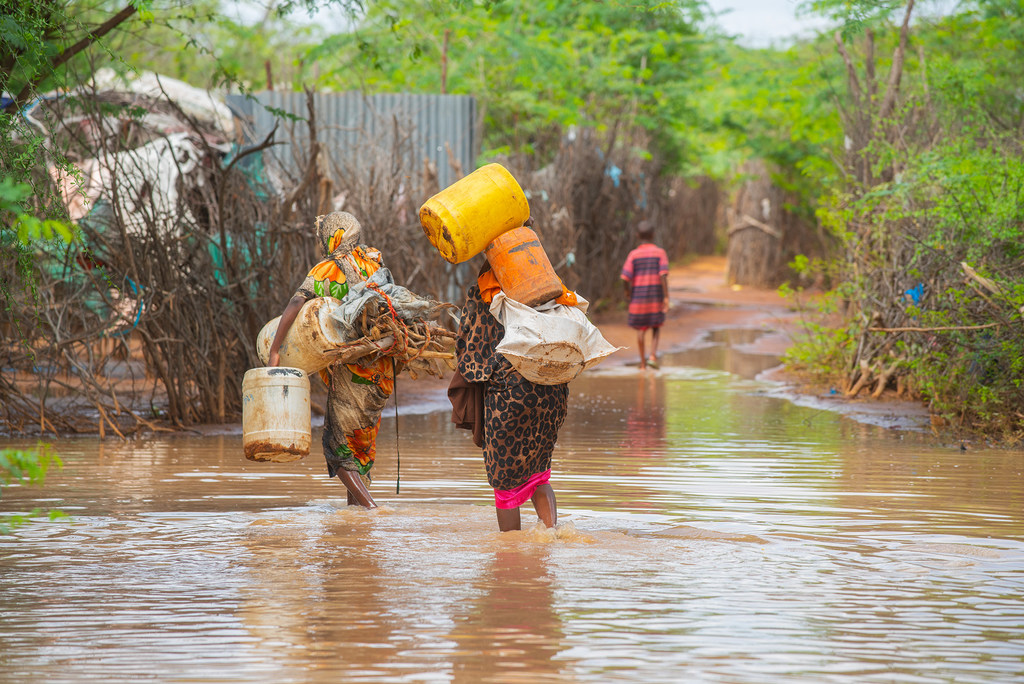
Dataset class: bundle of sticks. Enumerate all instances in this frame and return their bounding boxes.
[322,298,459,379]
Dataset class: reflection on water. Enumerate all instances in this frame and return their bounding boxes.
[2,355,1024,683]
[664,327,783,379]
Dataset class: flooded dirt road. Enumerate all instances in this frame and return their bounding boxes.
[2,328,1024,683]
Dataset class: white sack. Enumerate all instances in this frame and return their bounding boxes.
[489,291,621,385]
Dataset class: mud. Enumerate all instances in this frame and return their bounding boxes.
[243,439,308,463]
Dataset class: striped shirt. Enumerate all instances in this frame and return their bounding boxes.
[621,242,669,329]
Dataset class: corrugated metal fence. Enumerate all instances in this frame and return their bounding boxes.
[226,91,477,190]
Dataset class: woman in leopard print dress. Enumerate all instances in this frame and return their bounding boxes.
[455,264,570,531]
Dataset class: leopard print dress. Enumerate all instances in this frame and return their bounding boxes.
[456,285,569,491]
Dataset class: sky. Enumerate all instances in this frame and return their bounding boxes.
[227,0,834,47]
[704,0,835,47]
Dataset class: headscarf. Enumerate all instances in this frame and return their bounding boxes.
[315,211,362,258]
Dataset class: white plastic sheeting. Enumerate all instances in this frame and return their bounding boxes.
[53,133,201,233]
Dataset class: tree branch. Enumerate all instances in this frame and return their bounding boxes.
[834,31,864,108]
[869,323,1000,333]
[865,28,876,103]
[877,0,915,125]
[11,4,138,109]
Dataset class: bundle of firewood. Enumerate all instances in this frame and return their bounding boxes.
[322,299,458,379]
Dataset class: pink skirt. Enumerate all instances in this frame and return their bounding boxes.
[493,469,551,509]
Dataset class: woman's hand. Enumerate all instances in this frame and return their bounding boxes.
[267,294,306,368]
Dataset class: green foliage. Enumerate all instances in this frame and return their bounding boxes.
[1,2,89,529]
[781,283,859,380]
[784,1,1024,439]
[0,445,66,534]
[303,0,709,170]
[0,180,74,534]
[0,445,62,487]
[0,178,78,244]
[693,38,843,188]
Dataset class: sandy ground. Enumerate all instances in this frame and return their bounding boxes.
[392,255,933,433]
[592,255,799,363]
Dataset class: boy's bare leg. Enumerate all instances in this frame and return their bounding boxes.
[649,326,661,363]
[531,484,557,528]
[337,469,378,508]
[496,506,521,531]
[636,330,647,368]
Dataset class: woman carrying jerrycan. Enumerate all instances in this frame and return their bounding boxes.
[267,211,395,509]
[422,164,616,532]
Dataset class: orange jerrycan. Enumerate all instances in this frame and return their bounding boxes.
[484,226,564,307]
[419,163,530,263]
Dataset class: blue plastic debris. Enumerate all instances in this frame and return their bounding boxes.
[606,164,622,188]
[904,283,924,306]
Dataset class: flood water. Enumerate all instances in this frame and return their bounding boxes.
[2,331,1024,683]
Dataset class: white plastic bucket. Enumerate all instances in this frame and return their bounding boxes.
[255,297,344,374]
[241,367,311,462]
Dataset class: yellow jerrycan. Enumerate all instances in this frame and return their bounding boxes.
[418,163,530,263]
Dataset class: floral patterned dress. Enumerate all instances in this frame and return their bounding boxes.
[292,213,394,481]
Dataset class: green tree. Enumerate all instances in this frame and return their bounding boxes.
[783,0,1024,439]
[306,0,710,170]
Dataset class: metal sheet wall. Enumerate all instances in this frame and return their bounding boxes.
[226,92,477,189]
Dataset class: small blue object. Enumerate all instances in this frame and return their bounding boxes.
[904,283,924,306]
[565,252,576,267]
[606,164,621,188]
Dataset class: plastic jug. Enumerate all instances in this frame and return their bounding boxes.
[484,226,564,307]
[256,297,345,374]
[418,163,530,263]
[241,367,311,462]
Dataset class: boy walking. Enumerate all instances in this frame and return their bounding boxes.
[621,220,670,369]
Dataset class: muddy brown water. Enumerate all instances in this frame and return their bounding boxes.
[2,330,1023,683]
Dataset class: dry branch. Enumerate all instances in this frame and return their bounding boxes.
[869,323,1000,333]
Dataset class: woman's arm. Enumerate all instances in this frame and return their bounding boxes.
[267,294,307,366]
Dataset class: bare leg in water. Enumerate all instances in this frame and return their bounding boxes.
[495,483,557,531]
[531,484,557,527]
[647,326,661,368]
[338,469,377,508]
